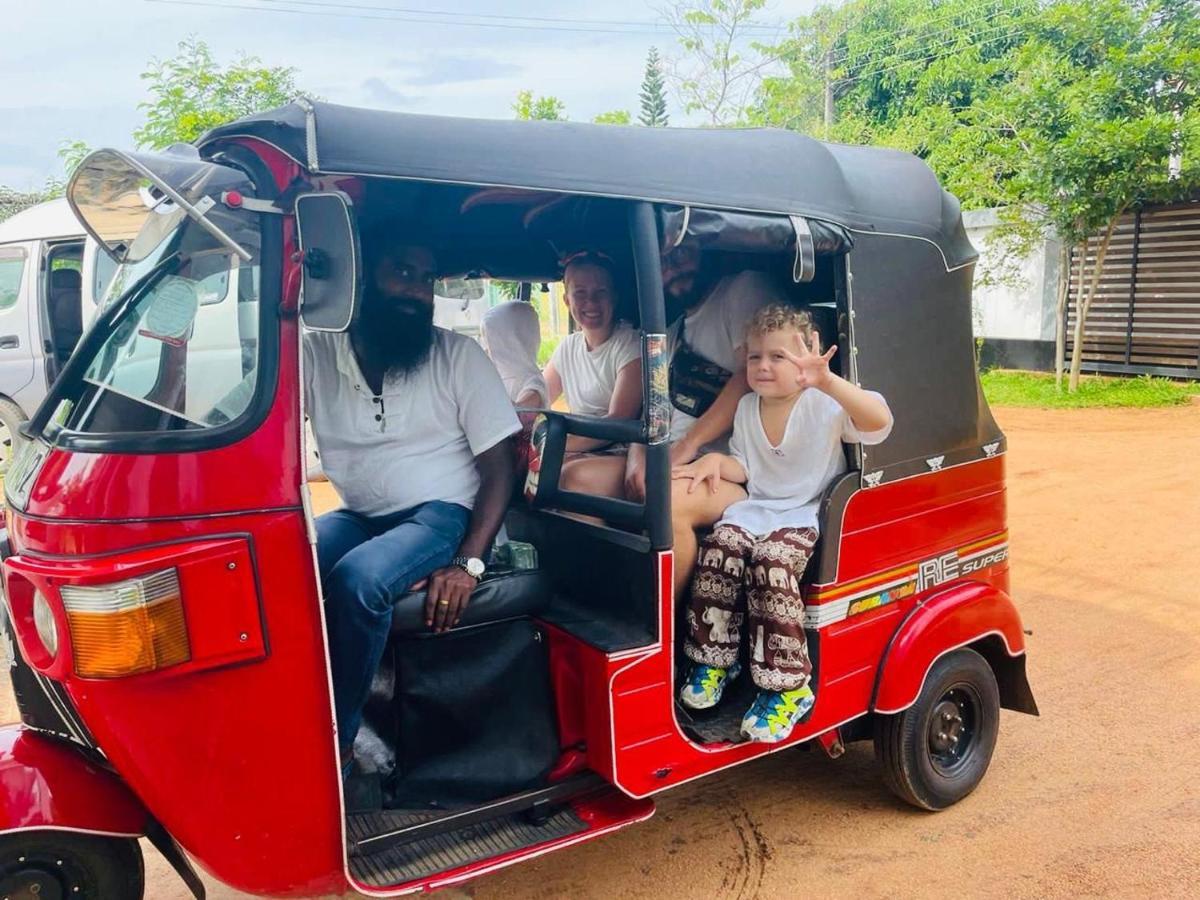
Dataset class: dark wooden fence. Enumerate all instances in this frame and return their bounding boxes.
[1066,198,1200,378]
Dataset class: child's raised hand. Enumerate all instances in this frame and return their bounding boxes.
[671,454,723,495]
[781,331,837,390]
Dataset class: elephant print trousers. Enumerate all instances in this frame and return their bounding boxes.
[684,524,819,692]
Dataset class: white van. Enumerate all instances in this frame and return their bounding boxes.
[0,198,117,470]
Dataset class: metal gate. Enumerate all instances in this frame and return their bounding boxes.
[1066,199,1200,378]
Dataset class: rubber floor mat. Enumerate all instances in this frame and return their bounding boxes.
[347,805,586,887]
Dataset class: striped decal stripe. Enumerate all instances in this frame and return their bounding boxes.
[802,532,1009,630]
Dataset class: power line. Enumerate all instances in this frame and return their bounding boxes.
[822,4,1032,69]
[255,0,786,33]
[841,24,1031,84]
[836,20,1029,76]
[144,0,785,36]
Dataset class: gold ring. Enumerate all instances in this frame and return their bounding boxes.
[437,599,450,606]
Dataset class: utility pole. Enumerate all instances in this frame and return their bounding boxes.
[823,47,835,139]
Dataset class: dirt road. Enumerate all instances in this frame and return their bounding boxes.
[4,404,1199,898]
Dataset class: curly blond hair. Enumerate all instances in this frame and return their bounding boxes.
[746,304,816,342]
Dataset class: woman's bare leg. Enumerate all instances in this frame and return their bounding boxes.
[560,455,628,499]
[670,478,748,601]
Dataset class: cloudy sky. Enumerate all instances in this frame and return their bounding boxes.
[1,0,820,190]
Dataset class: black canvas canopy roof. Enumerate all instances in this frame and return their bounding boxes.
[199,99,977,271]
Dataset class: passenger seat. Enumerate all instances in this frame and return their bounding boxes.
[48,268,83,365]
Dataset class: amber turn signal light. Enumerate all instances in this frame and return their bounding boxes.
[59,569,190,678]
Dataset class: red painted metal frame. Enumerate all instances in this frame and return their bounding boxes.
[0,726,147,836]
[3,140,348,898]
[592,456,1019,800]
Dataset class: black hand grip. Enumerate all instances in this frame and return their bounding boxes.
[0,334,19,349]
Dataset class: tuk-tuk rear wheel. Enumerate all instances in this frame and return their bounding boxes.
[0,831,144,900]
[874,647,1000,811]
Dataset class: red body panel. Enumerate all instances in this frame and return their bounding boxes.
[4,142,348,898]
[871,582,1027,714]
[600,457,1017,799]
[0,726,146,835]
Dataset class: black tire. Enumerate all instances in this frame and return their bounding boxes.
[0,396,27,477]
[874,647,1000,810]
[0,830,144,900]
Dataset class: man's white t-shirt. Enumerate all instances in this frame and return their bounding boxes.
[718,389,893,537]
[549,323,641,418]
[666,270,788,445]
[303,328,520,517]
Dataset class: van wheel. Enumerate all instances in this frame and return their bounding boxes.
[874,648,1000,810]
[0,396,27,477]
[0,831,144,900]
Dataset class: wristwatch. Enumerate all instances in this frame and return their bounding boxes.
[452,556,485,580]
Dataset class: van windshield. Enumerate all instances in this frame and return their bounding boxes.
[45,212,262,436]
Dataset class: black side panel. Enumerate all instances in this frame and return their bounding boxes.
[387,620,559,807]
[507,506,658,646]
[849,234,1003,484]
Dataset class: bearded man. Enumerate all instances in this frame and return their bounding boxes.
[303,233,518,772]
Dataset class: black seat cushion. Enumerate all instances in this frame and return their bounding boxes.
[390,568,552,635]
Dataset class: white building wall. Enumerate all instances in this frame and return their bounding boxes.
[962,207,1062,342]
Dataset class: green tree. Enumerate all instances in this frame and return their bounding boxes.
[513,90,568,121]
[593,109,633,125]
[749,0,1039,206]
[135,36,303,149]
[639,47,670,126]
[0,187,53,223]
[969,0,1200,390]
[662,0,772,125]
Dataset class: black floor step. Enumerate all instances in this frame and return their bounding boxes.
[676,676,816,745]
[676,675,757,744]
[347,805,587,887]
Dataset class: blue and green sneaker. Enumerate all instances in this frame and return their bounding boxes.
[740,686,815,743]
[679,661,742,710]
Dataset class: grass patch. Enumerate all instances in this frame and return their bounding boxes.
[537,337,560,367]
[981,369,1200,409]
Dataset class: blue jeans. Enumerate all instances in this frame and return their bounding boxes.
[317,501,471,750]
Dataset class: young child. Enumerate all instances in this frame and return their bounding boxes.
[673,304,893,743]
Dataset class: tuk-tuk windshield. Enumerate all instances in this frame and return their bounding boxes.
[44,211,263,437]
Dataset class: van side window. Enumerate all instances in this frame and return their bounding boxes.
[0,248,26,311]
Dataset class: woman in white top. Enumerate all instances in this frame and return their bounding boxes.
[481,300,548,409]
[543,251,643,495]
[672,304,892,744]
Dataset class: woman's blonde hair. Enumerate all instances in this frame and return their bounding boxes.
[747,304,816,341]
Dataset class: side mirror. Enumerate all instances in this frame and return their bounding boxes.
[295,191,360,332]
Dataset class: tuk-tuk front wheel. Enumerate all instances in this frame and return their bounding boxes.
[0,831,144,900]
[874,647,1000,811]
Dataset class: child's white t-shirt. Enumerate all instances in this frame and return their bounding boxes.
[549,323,641,418]
[717,389,893,537]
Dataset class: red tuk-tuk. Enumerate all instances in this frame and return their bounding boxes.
[0,101,1036,898]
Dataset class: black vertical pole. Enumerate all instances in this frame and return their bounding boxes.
[1124,208,1142,367]
[628,202,672,550]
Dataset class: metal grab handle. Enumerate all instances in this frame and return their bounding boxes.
[0,334,19,349]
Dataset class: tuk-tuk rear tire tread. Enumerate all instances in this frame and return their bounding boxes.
[0,830,145,900]
[873,648,1000,811]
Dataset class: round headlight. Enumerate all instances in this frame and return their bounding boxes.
[32,591,58,657]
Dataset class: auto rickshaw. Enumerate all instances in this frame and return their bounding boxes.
[0,100,1036,898]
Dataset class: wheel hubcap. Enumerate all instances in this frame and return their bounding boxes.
[927,685,978,775]
[0,865,67,900]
